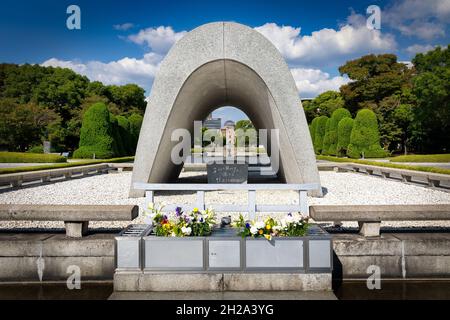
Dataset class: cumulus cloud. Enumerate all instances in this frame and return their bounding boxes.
[113,23,135,31]
[384,0,450,40]
[405,44,438,55]
[255,17,397,68]
[128,26,187,54]
[42,52,164,92]
[290,68,350,98]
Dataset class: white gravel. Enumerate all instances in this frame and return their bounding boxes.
[1,171,449,230]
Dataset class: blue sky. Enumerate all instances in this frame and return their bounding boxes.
[1,0,449,122]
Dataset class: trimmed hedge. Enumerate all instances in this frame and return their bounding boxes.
[0,152,66,163]
[327,108,351,156]
[390,154,450,163]
[27,145,44,154]
[313,116,329,154]
[128,113,143,150]
[110,114,126,157]
[117,115,133,155]
[337,117,354,157]
[316,155,450,176]
[321,118,332,155]
[73,103,116,159]
[0,157,134,175]
[347,109,387,159]
[309,117,319,144]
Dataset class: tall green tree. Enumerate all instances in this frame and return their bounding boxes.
[410,45,450,153]
[313,116,329,154]
[347,109,387,159]
[73,103,116,159]
[327,108,351,155]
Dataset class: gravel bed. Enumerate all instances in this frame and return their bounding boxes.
[0,171,449,231]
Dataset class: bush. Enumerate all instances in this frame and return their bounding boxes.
[110,114,126,157]
[27,145,44,154]
[313,116,329,154]
[321,118,332,155]
[0,152,66,163]
[309,117,319,143]
[73,103,116,159]
[327,108,351,155]
[337,117,354,156]
[128,113,143,151]
[116,115,133,155]
[347,109,387,159]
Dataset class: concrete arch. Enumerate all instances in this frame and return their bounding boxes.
[130,22,321,197]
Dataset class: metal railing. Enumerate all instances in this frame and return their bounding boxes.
[134,182,320,220]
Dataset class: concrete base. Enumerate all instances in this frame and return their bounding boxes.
[64,221,89,238]
[113,272,332,292]
[109,291,337,300]
[358,221,381,237]
[0,233,115,281]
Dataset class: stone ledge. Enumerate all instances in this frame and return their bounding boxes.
[114,272,332,292]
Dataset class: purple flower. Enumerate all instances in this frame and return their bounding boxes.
[175,207,182,217]
[163,215,168,220]
[245,223,251,229]
[288,213,293,217]
[184,216,191,224]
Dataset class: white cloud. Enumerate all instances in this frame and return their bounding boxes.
[128,26,187,54]
[405,44,438,55]
[290,68,350,98]
[113,23,134,31]
[254,17,397,68]
[384,0,450,40]
[42,52,164,92]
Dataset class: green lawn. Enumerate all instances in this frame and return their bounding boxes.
[389,154,450,163]
[316,155,450,175]
[0,152,67,163]
[0,157,134,175]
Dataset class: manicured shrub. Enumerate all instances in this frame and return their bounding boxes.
[128,113,143,151]
[337,117,354,156]
[347,109,387,159]
[327,108,351,156]
[73,103,116,159]
[313,116,329,154]
[309,117,319,144]
[110,114,126,157]
[321,118,332,155]
[116,115,133,155]
[27,145,44,154]
[0,152,66,163]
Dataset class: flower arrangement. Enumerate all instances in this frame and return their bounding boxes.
[233,213,309,241]
[144,204,216,237]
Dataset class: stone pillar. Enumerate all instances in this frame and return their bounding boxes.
[64,221,89,238]
[358,221,381,237]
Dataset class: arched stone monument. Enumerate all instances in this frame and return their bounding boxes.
[130,22,321,197]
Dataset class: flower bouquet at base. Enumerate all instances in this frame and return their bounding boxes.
[144,204,217,237]
[233,213,309,241]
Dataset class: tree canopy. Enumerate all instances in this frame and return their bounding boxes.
[0,63,146,152]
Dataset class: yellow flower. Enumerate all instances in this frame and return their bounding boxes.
[266,225,271,230]
[264,234,272,241]
[258,229,263,235]
[193,208,199,213]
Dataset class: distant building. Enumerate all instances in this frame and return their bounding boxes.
[204,113,222,129]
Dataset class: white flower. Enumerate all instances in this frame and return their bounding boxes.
[250,226,259,235]
[171,232,176,237]
[181,226,192,236]
[285,215,295,224]
[272,226,282,232]
[255,221,265,229]
[280,219,287,228]
[144,214,155,226]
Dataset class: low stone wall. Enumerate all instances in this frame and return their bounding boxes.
[0,233,115,281]
[0,232,449,282]
[333,233,450,279]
